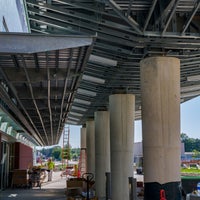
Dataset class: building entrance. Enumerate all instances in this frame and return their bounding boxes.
[0,141,9,190]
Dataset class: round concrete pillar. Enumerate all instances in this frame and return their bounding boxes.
[95,111,110,200]
[80,127,87,174]
[109,94,135,200]
[80,127,86,149]
[86,120,95,175]
[140,57,181,200]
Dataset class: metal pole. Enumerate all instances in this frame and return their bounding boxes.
[129,177,137,200]
[87,176,90,200]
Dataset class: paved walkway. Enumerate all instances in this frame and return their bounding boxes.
[0,171,68,200]
[0,171,144,200]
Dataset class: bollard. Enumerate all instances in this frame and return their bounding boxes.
[129,177,137,200]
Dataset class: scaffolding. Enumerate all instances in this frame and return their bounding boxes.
[78,148,87,177]
[62,125,70,167]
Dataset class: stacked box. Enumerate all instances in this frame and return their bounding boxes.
[12,169,28,187]
[67,197,98,200]
[66,178,84,197]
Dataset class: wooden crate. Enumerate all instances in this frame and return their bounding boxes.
[12,169,28,187]
[67,179,84,188]
[66,178,84,197]
[67,197,98,200]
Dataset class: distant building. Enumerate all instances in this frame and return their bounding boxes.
[134,141,185,161]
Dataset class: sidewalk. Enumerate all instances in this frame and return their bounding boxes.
[0,171,67,200]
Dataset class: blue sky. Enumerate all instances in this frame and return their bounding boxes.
[62,96,200,148]
[180,96,200,138]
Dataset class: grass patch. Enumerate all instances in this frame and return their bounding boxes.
[181,168,200,174]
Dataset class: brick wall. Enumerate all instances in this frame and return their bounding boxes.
[15,142,33,169]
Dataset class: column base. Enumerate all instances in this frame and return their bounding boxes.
[144,181,182,200]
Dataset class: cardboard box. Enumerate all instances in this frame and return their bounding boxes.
[12,169,28,187]
[67,188,82,196]
[67,197,82,200]
[67,179,84,188]
[67,197,98,200]
[67,178,84,197]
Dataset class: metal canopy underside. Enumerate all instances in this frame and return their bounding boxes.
[25,0,200,124]
[0,33,94,146]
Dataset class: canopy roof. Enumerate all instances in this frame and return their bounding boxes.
[0,33,94,145]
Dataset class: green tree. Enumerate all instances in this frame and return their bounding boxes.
[52,146,62,160]
[181,133,189,142]
[62,145,71,160]
[181,133,200,152]
[192,149,200,159]
[70,148,80,160]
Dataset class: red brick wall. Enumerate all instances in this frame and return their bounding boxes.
[15,142,33,169]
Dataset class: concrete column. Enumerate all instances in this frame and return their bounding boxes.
[80,127,87,174]
[86,120,95,175]
[140,57,181,200]
[95,111,110,200]
[109,94,135,200]
[80,127,86,149]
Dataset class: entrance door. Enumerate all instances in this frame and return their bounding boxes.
[0,141,9,190]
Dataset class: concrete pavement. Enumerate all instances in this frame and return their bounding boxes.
[0,171,67,200]
[0,171,144,200]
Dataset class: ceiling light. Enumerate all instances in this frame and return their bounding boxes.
[82,74,105,84]
[89,55,117,66]
[181,85,200,92]
[181,91,200,98]
[67,120,78,125]
[77,88,97,96]
[74,98,91,105]
[69,112,83,117]
[71,106,87,112]
[68,117,80,121]
[187,75,200,81]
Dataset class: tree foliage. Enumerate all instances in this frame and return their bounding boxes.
[70,148,80,160]
[52,146,62,160]
[37,146,80,161]
[181,133,200,152]
[62,147,71,160]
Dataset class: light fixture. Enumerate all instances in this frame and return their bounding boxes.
[74,98,91,105]
[69,112,83,117]
[77,88,97,96]
[89,55,117,66]
[187,75,200,81]
[16,133,20,139]
[68,117,80,121]
[181,90,200,98]
[181,85,200,92]
[71,106,87,112]
[7,126,13,135]
[82,74,105,84]
[66,120,78,125]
